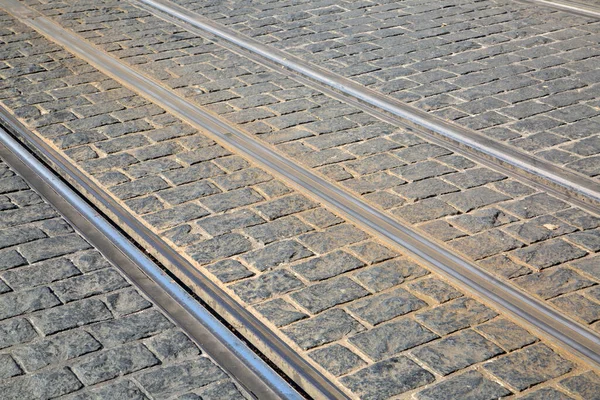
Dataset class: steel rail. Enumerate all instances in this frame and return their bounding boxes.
[5,4,600,370]
[137,0,600,208]
[0,3,348,398]
[518,0,600,18]
[0,124,304,400]
[130,0,600,217]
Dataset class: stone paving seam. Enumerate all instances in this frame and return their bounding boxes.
[0,5,599,399]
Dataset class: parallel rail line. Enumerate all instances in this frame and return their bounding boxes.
[519,0,600,18]
[136,0,600,209]
[3,0,600,376]
[0,122,304,400]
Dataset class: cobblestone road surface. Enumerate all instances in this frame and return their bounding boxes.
[0,159,248,399]
[166,0,600,181]
[2,1,600,399]
[22,0,600,333]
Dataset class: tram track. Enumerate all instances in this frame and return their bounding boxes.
[134,0,600,209]
[3,0,600,377]
[0,117,305,400]
[519,0,600,18]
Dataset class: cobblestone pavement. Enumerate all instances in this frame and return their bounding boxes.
[21,0,600,333]
[164,0,600,181]
[2,3,600,399]
[0,159,249,399]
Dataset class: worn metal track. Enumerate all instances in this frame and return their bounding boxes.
[4,1,600,373]
[136,0,600,209]
[519,0,600,18]
[0,121,304,400]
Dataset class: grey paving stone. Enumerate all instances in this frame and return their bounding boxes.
[13,330,101,372]
[394,143,452,163]
[443,168,506,189]
[519,388,574,400]
[0,225,46,250]
[91,380,149,400]
[413,329,503,375]
[476,318,538,352]
[450,229,523,260]
[187,233,253,264]
[308,344,366,376]
[0,286,61,321]
[0,318,37,350]
[348,287,427,325]
[241,240,313,272]
[500,193,569,219]
[0,203,57,228]
[0,354,22,379]
[514,267,595,299]
[0,367,83,400]
[505,215,578,244]
[393,160,455,181]
[71,250,112,272]
[556,208,600,230]
[484,344,574,391]
[345,153,405,175]
[213,167,271,190]
[292,250,365,281]
[407,277,463,304]
[73,343,159,385]
[253,298,307,327]
[52,269,129,302]
[349,319,438,361]
[478,254,532,279]
[0,249,26,271]
[420,220,467,241]
[416,370,512,400]
[340,356,435,400]
[206,259,254,283]
[393,178,459,201]
[1,257,80,289]
[158,181,221,205]
[244,216,312,244]
[90,310,173,347]
[290,276,368,313]
[354,257,428,292]
[136,359,227,397]
[17,234,92,263]
[393,198,459,224]
[197,209,264,237]
[349,241,397,264]
[299,223,369,253]
[106,288,152,317]
[416,297,497,335]
[195,381,245,400]
[566,229,600,252]
[282,309,364,349]
[511,239,587,269]
[254,194,317,220]
[551,293,600,324]
[570,255,600,280]
[560,371,600,400]
[442,187,510,212]
[230,269,304,304]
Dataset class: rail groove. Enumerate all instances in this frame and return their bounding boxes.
[136,0,600,208]
[518,0,600,18]
[3,0,600,372]
[0,123,304,400]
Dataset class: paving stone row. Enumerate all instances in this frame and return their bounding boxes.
[165,0,600,180]
[1,8,599,399]
[22,0,600,332]
[0,160,248,400]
